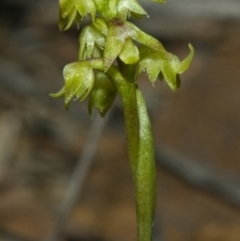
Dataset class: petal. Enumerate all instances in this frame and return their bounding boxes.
[119,38,140,64]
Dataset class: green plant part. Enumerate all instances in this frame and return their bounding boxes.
[88,71,117,117]
[51,1,194,241]
[137,44,194,91]
[50,61,95,108]
[59,0,96,30]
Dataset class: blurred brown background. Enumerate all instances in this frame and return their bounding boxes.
[0,1,240,241]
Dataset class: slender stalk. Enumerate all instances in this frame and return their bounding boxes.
[107,66,139,180]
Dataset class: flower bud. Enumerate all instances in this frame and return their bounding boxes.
[88,72,117,117]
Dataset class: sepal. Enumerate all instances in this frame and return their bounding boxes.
[49,87,65,98]
[178,44,194,74]
[58,7,77,31]
[125,22,165,51]
[103,23,127,71]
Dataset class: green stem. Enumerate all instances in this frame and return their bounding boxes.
[107,66,139,179]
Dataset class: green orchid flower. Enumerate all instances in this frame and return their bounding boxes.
[50,61,95,108]
[59,0,96,31]
[137,44,194,91]
[78,24,106,60]
[78,17,110,60]
[104,20,165,71]
[93,0,145,20]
